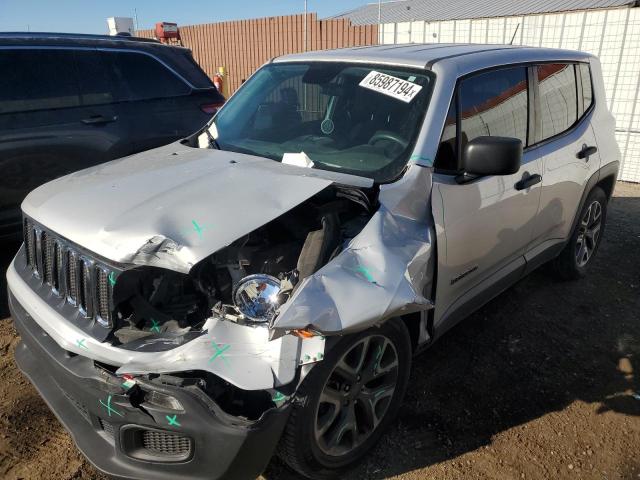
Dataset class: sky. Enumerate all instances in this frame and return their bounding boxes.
[0,0,373,34]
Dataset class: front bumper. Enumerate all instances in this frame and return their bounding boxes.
[9,291,291,480]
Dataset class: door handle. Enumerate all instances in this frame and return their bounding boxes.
[576,144,598,160]
[81,115,118,125]
[515,173,542,191]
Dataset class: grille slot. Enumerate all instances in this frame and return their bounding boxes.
[99,418,115,440]
[54,240,63,293]
[22,217,116,328]
[95,267,112,327]
[142,430,192,458]
[78,259,93,317]
[42,231,54,285]
[24,220,36,270]
[66,250,79,305]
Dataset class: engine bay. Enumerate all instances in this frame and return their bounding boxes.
[109,184,377,346]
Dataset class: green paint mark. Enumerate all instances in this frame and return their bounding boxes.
[166,415,181,427]
[182,220,212,238]
[350,264,376,284]
[209,342,230,366]
[76,338,88,350]
[272,391,286,402]
[192,220,206,238]
[150,319,161,333]
[409,154,432,164]
[108,271,117,287]
[99,395,124,418]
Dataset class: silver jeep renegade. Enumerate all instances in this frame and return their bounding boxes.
[8,44,619,480]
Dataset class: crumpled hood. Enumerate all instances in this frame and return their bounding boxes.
[22,143,372,272]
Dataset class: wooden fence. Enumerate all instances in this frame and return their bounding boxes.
[137,13,378,95]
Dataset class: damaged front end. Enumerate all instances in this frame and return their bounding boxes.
[15,145,435,425]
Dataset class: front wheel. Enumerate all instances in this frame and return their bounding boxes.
[552,186,607,280]
[278,318,412,479]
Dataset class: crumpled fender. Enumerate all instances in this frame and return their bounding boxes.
[271,164,435,335]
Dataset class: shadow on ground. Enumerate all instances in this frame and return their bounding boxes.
[264,192,640,479]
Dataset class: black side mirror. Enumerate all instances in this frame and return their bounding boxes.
[461,136,522,177]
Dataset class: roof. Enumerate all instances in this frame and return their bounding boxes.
[0,32,214,89]
[332,0,635,25]
[0,32,160,44]
[274,43,593,69]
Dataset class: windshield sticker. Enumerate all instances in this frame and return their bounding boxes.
[359,71,423,103]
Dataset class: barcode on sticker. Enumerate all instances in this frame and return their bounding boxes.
[359,71,423,103]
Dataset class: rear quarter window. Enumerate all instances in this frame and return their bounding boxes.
[578,63,593,115]
[101,50,191,101]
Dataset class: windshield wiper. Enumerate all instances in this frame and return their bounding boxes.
[205,128,221,150]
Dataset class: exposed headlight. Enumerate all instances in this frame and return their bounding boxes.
[233,274,282,322]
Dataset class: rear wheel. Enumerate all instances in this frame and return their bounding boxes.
[279,319,411,479]
[552,186,607,280]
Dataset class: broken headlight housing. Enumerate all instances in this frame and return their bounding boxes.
[232,274,282,322]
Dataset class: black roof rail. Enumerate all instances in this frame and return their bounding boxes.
[0,32,161,44]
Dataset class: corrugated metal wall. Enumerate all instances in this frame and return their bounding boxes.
[137,13,378,94]
[381,6,640,182]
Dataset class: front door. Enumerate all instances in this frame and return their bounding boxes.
[431,65,543,334]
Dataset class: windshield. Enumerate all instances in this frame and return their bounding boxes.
[205,62,435,183]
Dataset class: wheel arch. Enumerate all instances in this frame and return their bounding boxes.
[569,160,619,239]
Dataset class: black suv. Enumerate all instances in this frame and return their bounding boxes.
[0,33,224,238]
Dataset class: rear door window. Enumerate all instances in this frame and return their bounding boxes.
[537,64,578,141]
[102,51,191,101]
[0,49,81,113]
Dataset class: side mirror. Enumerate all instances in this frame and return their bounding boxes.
[461,136,522,177]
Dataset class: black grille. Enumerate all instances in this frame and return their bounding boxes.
[142,430,192,458]
[99,418,115,440]
[24,219,36,269]
[22,217,114,328]
[96,268,111,325]
[66,250,79,305]
[79,259,93,317]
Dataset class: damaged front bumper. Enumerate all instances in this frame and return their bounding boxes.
[7,253,325,391]
[10,291,291,480]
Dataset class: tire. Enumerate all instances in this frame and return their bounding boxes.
[552,186,607,280]
[278,318,412,480]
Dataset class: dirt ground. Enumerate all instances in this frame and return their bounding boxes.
[0,182,638,480]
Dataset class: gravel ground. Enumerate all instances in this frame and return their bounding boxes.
[1,182,639,480]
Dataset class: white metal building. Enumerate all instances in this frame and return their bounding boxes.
[334,0,640,182]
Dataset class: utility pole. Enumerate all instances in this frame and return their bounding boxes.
[378,0,382,42]
[304,0,308,51]
[134,8,139,32]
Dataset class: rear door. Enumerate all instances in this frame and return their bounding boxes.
[0,48,123,234]
[432,65,543,333]
[527,63,601,265]
[101,50,214,153]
